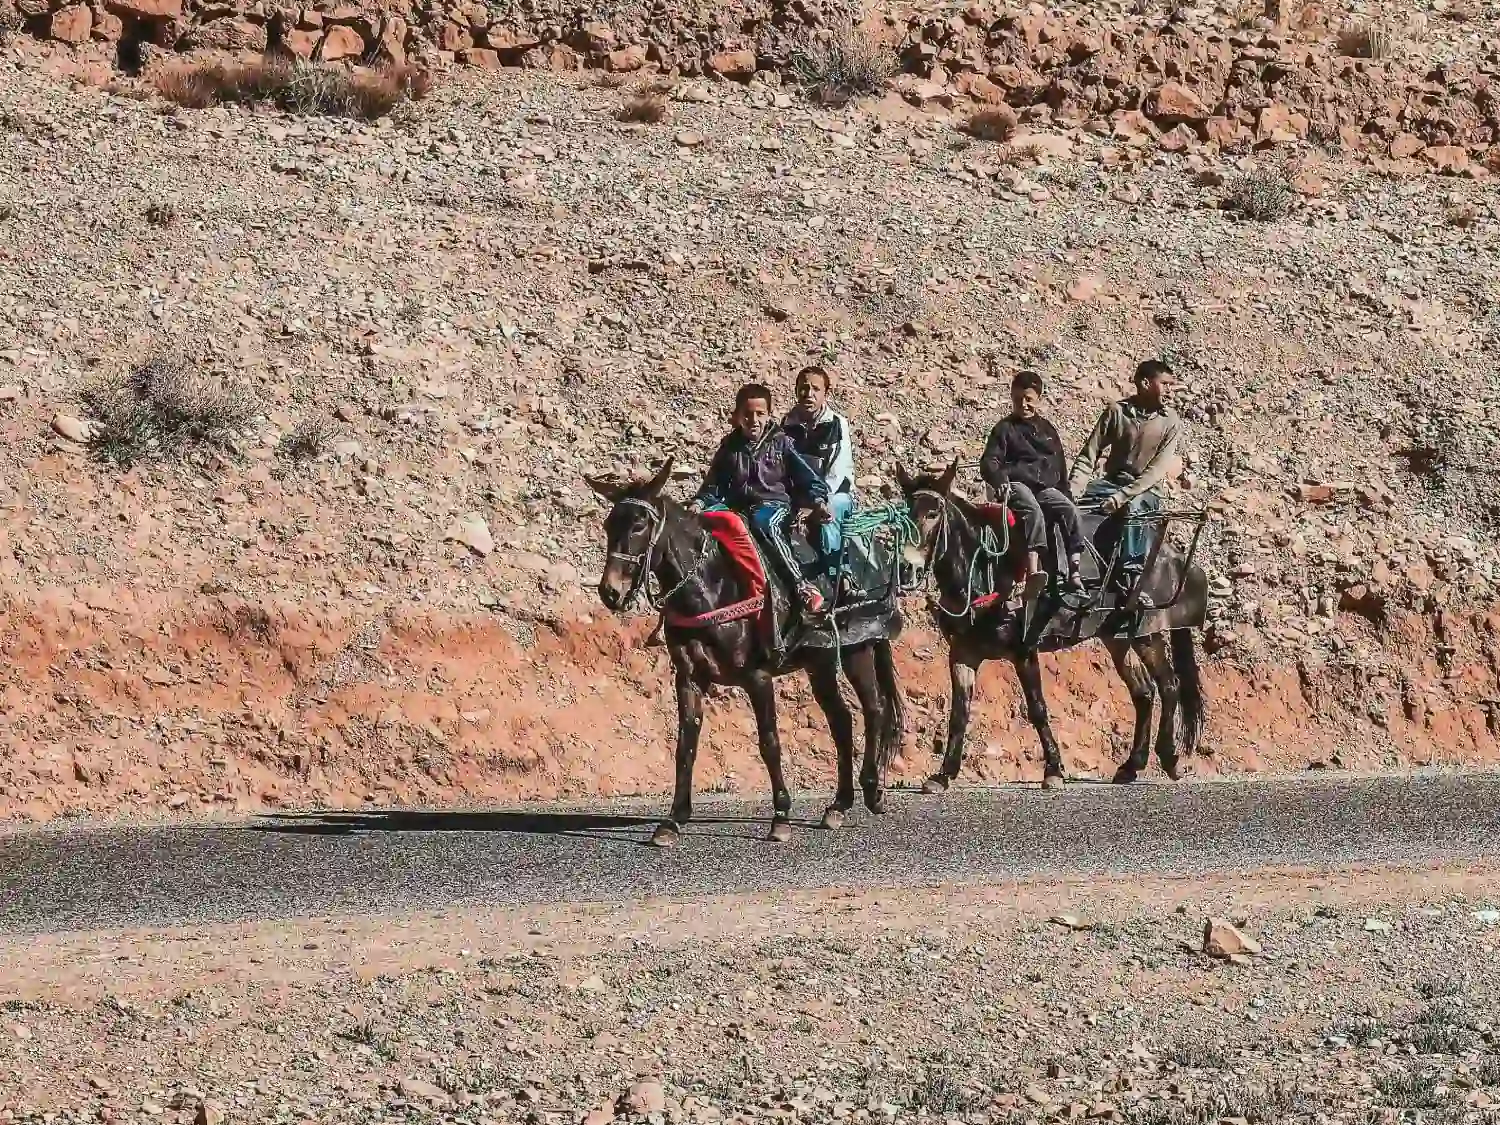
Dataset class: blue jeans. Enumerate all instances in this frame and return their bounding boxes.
[1081,478,1161,577]
[747,503,806,590]
[816,492,855,579]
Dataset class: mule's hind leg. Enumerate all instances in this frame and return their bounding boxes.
[1135,634,1182,781]
[654,659,704,848]
[745,669,794,842]
[807,655,857,830]
[924,648,979,794]
[1104,638,1155,785]
[842,645,887,814]
[1011,651,1066,789]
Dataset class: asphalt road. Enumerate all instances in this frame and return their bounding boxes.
[2,772,1498,935]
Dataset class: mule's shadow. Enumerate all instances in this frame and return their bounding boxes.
[248,808,825,846]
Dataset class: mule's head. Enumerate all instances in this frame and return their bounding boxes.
[584,457,675,612]
[894,459,958,567]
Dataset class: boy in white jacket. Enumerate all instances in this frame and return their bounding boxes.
[782,366,859,597]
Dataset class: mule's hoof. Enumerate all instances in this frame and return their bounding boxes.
[768,819,793,844]
[921,775,949,795]
[1111,767,1138,785]
[1160,758,1182,782]
[820,807,846,831]
[650,823,680,848]
[863,788,886,815]
[1041,774,1066,791]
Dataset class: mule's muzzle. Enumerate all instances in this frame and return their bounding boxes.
[597,560,633,612]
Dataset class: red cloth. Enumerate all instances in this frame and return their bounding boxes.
[698,509,768,597]
[973,503,1018,529]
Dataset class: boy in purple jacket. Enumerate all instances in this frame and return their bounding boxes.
[690,383,831,614]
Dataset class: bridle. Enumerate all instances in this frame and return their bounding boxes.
[908,488,953,573]
[906,485,1011,620]
[606,497,710,612]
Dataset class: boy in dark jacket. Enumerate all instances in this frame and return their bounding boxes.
[980,370,1086,598]
[691,383,832,614]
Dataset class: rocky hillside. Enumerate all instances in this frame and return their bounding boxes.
[0,0,1497,822]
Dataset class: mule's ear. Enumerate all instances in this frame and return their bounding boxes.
[642,455,675,498]
[893,462,913,495]
[937,457,960,496]
[585,475,624,503]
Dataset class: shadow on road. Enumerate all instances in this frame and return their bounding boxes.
[246,809,822,845]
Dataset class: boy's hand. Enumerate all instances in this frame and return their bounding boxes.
[811,502,834,524]
[1100,493,1125,514]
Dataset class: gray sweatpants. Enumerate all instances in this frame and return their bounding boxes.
[1008,484,1086,557]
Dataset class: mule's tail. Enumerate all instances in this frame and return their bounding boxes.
[874,637,907,773]
[1170,627,1206,757]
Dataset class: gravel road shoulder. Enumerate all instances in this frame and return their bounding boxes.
[4,866,1500,1124]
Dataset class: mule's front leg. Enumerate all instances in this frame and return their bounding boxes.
[653,662,704,848]
[745,670,793,842]
[1012,652,1066,789]
[924,651,978,795]
[807,657,856,830]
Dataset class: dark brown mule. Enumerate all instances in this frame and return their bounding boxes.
[587,459,906,847]
[895,461,1208,789]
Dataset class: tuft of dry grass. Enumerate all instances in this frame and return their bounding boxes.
[787,23,893,105]
[1338,20,1396,59]
[144,201,177,227]
[275,416,335,465]
[81,356,255,468]
[152,58,429,120]
[1445,203,1477,229]
[616,93,667,124]
[962,107,1019,143]
[1221,164,1293,221]
[0,1,20,46]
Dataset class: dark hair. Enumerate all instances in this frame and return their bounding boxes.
[1135,359,1174,384]
[796,365,831,390]
[735,382,774,412]
[1011,369,1044,395]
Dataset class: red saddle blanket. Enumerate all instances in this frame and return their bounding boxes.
[662,509,771,631]
[698,509,768,597]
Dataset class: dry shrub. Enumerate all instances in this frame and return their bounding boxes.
[616,93,667,124]
[275,416,335,464]
[81,356,254,468]
[1445,202,1477,228]
[153,57,429,120]
[1221,164,1293,221]
[593,72,632,89]
[1338,20,1396,58]
[144,201,177,227]
[788,23,893,104]
[963,107,1019,143]
[0,1,21,45]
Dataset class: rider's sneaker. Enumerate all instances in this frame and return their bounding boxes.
[799,585,826,615]
[837,575,866,602]
[1065,572,1086,596]
[1021,571,1048,602]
